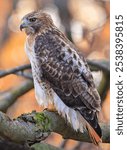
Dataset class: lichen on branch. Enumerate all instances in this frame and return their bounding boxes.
[0,110,110,144]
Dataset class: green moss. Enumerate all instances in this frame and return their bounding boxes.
[34,112,51,131]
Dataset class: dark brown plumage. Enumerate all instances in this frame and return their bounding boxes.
[20,10,102,145]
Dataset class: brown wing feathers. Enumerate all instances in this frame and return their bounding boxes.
[25,12,102,144]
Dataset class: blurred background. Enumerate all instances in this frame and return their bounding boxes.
[0,0,110,150]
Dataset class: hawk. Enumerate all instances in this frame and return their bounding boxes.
[20,10,102,145]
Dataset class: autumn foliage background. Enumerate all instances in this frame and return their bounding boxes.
[0,0,110,150]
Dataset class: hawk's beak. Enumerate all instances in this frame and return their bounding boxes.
[20,19,29,31]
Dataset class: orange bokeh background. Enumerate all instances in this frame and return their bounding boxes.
[0,0,110,150]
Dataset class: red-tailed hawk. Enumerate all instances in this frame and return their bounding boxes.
[20,10,102,145]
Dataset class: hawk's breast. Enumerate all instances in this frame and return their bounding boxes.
[24,35,86,132]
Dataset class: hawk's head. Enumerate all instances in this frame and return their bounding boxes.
[20,10,53,35]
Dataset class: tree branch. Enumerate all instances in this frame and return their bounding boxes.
[0,64,31,78]
[15,72,33,80]
[0,80,34,112]
[0,110,110,144]
[87,59,110,74]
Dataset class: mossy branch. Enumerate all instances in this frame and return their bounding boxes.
[0,110,110,144]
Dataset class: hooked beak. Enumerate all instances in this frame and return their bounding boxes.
[20,19,29,31]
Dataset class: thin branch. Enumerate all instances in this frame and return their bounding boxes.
[15,72,33,80]
[87,59,110,74]
[0,80,34,112]
[0,64,31,78]
[0,110,110,144]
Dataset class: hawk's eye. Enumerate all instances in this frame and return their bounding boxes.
[29,18,37,22]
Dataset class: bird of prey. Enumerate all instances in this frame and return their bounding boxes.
[20,10,102,145]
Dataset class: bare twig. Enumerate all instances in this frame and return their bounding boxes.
[0,80,34,112]
[15,72,33,80]
[0,64,31,78]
